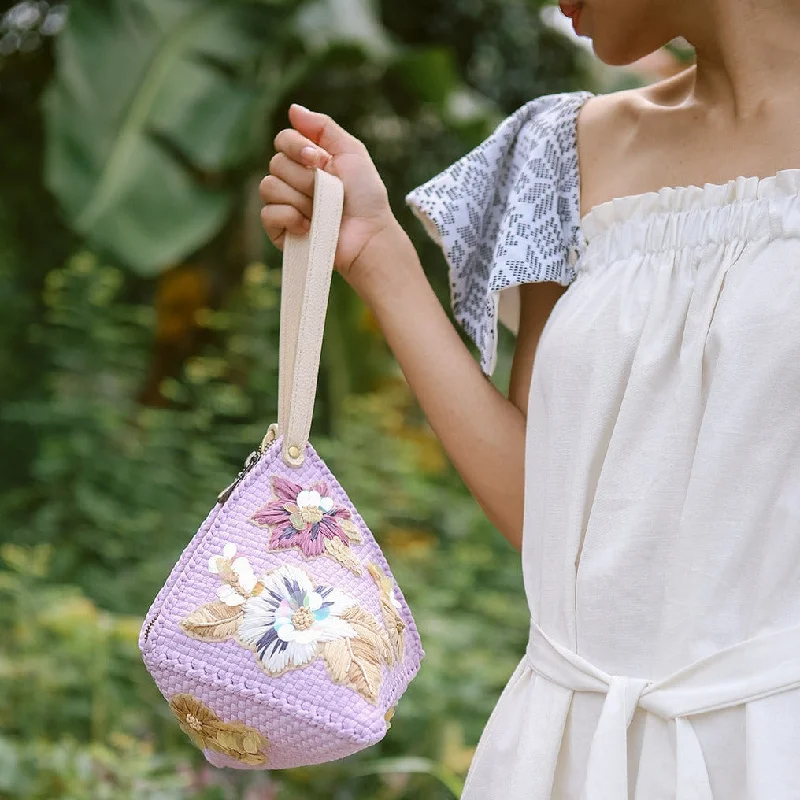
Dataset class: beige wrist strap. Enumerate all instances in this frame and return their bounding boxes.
[276,168,344,468]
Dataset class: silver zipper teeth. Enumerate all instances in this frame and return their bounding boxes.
[143,616,157,643]
[216,428,277,505]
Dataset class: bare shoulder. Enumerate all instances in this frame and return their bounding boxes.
[577,65,695,146]
[509,69,697,411]
[575,67,696,218]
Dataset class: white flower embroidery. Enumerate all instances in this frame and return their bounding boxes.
[237,564,357,674]
[208,542,237,572]
[207,543,257,606]
[297,489,334,513]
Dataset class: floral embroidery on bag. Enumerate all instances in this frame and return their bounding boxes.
[249,476,364,575]
[180,544,262,641]
[238,563,392,703]
[237,563,359,676]
[181,557,395,704]
[367,562,406,664]
[169,693,269,766]
[208,542,264,605]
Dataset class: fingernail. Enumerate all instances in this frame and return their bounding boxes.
[292,103,310,113]
[301,146,320,165]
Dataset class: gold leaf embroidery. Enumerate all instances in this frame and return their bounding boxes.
[323,536,363,576]
[180,601,244,642]
[322,634,383,704]
[340,517,363,544]
[367,562,406,664]
[214,723,268,764]
[322,637,352,683]
[169,694,268,766]
[348,635,383,703]
[320,606,393,704]
[241,730,265,755]
[341,605,392,664]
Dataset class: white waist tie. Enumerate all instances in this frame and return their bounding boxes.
[526,620,800,800]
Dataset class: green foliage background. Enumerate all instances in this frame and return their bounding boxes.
[0,0,598,797]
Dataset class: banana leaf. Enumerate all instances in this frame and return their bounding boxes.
[43,0,292,275]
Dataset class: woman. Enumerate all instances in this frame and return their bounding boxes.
[259,1,800,797]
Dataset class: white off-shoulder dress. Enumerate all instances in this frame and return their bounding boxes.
[406,90,800,800]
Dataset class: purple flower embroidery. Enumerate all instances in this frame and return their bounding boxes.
[250,477,363,572]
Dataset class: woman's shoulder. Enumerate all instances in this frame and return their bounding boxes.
[577,67,699,216]
[500,67,694,181]
[577,65,696,129]
[403,79,696,377]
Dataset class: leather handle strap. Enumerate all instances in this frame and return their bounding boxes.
[276,168,344,467]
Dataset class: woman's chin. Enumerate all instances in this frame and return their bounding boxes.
[590,36,658,68]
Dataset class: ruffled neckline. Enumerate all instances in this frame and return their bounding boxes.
[579,168,800,244]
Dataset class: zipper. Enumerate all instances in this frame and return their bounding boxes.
[216,423,279,506]
[143,616,157,643]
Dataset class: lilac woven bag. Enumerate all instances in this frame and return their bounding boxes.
[139,169,424,770]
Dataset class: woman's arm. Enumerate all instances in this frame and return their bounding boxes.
[344,229,567,552]
[261,105,566,551]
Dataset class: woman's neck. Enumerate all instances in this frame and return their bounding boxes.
[679,0,800,120]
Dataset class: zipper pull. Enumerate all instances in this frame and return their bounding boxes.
[217,424,278,505]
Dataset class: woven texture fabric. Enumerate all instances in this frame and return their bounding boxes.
[406,90,594,376]
[140,435,424,770]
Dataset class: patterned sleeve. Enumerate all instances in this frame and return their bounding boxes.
[406,90,594,377]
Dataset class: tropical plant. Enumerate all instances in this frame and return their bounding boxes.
[43,0,582,277]
[0,253,528,798]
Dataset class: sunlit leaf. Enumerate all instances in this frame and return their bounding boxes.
[43,0,289,275]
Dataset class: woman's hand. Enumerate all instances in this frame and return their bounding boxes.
[260,104,400,285]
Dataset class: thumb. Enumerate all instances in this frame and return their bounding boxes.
[288,104,366,157]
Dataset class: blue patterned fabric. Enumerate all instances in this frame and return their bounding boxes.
[406,90,595,376]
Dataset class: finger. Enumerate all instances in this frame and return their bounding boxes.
[259,175,314,219]
[288,104,367,158]
[270,230,286,251]
[267,153,315,198]
[273,128,332,170]
[260,205,310,246]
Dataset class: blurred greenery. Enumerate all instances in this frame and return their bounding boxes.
[0,0,612,797]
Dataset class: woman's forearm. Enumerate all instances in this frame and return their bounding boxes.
[350,224,526,551]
